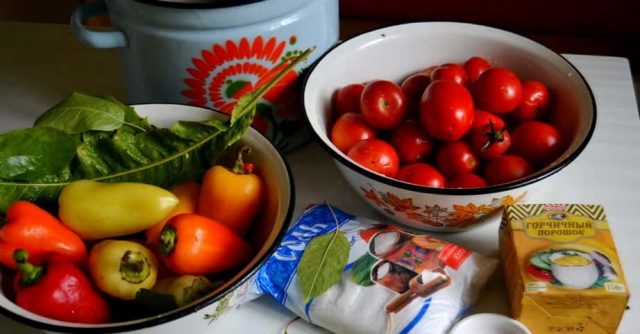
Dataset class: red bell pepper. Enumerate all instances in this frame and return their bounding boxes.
[13,249,110,324]
[0,201,87,269]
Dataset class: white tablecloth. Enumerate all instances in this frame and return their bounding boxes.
[1,21,639,333]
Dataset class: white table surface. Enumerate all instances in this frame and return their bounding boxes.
[1,21,639,333]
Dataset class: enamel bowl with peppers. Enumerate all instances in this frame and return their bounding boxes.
[303,22,596,232]
[0,104,294,333]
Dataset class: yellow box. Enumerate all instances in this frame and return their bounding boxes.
[499,204,629,334]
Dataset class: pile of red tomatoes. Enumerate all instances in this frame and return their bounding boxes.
[330,56,564,188]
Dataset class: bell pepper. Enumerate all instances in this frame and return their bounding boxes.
[145,181,200,247]
[88,240,158,300]
[0,201,86,269]
[58,180,179,240]
[152,275,219,307]
[198,146,264,236]
[159,213,252,275]
[13,249,110,324]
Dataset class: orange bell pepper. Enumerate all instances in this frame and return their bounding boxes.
[0,201,87,269]
[145,181,200,247]
[159,213,252,275]
[198,146,264,236]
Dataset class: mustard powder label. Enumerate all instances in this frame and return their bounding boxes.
[522,211,596,242]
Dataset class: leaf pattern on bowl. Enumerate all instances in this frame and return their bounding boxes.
[359,184,527,228]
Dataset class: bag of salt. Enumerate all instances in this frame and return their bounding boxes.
[251,204,498,334]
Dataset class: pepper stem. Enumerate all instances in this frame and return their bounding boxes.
[119,250,151,284]
[160,225,178,257]
[13,249,44,287]
[231,146,253,174]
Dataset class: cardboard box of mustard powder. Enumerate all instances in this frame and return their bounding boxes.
[499,204,629,334]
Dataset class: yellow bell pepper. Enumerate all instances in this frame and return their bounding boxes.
[88,240,158,300]
[58,180,179,240]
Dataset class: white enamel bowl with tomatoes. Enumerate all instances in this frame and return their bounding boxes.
[0,104,294,333]
[303,22,595,232]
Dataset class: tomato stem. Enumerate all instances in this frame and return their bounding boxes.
[13,249,44,287]
[160,225,178,257]
[119,250,152,284]
[481,120,506,151]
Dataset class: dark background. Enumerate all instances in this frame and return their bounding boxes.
[1,0,639,76]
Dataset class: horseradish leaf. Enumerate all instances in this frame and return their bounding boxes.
[0,48,315,211]
[34,92,138,134]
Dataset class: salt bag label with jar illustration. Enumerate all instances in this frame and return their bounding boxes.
[251,204,498,334]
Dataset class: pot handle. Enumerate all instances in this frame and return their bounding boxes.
[70,0,127,49]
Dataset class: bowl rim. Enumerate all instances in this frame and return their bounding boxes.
[0,104,296,333]
[449,313,532,334]
[303,20,597,196]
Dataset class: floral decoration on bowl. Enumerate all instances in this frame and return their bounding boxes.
[361,183,527,229]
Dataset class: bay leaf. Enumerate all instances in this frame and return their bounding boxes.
[34,92,130,134]
[297,229,350,303]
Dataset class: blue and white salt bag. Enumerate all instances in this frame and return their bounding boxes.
[249,204,497,334]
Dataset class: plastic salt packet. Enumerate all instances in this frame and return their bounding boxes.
[247,204,498,334]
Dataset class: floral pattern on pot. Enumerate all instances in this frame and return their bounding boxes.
[182,35,306,150]
[360,184,527,228]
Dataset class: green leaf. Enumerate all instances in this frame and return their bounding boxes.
[229,47,315,126]
[34,92,139,134]
[297,229,350,303]
[349,253,378,287]
[0,48,315,212]
[0,127,78,181]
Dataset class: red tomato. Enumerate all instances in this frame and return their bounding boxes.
[470,109,506,131]
[360,80,407,129]
[470,123,511,159]
[396,163,445,188]
[334,83,365,116]
[510,121,562,167]
[484,155,533,185]
[435,141,479,178]
[400,72,431,118]
[430,63,467,85]
[447,173,488,188]
[464,56,491,84]
[420,80,475,142]
[347,138,399,178]
[511,81,551,121]
[472,67,523,114]
[389,119,434,163]
[330,112,376,153]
